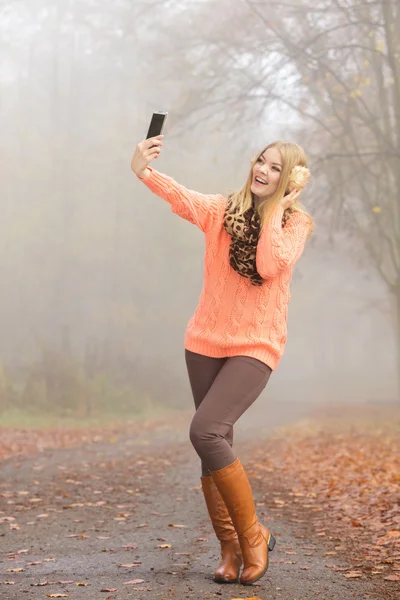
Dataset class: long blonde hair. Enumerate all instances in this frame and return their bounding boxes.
[228,141,314,235]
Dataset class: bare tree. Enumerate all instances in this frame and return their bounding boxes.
[158,0,400,393]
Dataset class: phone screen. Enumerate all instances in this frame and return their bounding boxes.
[146,112,167,139]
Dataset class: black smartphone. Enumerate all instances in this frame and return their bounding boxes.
[146,111,168,139]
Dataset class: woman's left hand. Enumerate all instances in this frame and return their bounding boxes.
[280,188,301,210]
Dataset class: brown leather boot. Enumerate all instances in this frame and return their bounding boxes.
[201,475,242,583]
[210,458,276,585]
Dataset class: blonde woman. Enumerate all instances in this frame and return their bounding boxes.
[131,136,313,586]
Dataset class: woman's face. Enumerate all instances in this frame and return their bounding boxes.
[251,146,283,200]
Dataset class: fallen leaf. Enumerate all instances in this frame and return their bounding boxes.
[123,579,145,585]
[168,523,187,528]
[158,544,172,549]
[6,568,25,573]
[351,520,363,527]
[100,589,117,593]
[384,575,400,581]
[345,571,363,578]
[46,595,69,598]
[76,582,89,586]
[119,564,141,568]
[3,581,16,585]
[387,531,400,538]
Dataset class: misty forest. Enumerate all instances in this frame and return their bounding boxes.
[1,0,398,420]
[1,1,399,599]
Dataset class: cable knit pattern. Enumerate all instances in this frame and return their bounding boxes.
[138,168,310,370]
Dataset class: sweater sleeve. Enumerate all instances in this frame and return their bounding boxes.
[137,167,223,232]
[256,206,311,279]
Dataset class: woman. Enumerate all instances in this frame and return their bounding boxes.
[131,135,313,586]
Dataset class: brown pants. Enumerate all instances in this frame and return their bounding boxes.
[185,350,272,477]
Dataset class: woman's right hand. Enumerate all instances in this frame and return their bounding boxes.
[280,187,301,210]
[131,135,164,179]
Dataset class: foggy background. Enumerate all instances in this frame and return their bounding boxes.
[0,0,398,423]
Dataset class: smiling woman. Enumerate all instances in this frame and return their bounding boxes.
[228,141,313,228]
[131,133,314,586]
[252,146,283,198]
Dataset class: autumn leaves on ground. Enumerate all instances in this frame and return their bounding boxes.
[1,402,399,600]
[249,404,400,587]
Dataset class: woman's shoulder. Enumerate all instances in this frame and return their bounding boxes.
[286,209,314,237]
[210,193,229,211]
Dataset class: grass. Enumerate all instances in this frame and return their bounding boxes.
[274,400,400,439]
[0,403,181,430]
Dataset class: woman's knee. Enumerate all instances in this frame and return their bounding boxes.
[189,416,217,452]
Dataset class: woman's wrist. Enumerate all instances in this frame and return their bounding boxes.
[136,167,151,180]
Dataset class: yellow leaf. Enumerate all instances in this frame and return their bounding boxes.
[387,530,400,537]
[372,206,382,213]
[6,568,25,572]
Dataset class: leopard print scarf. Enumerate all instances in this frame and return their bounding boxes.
[223,199,293,286]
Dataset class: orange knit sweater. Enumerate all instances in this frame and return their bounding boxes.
[138,168,311,370]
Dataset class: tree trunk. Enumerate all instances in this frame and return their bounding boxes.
[396,283,400,400]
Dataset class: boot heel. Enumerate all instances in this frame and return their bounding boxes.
[268,533,276,551]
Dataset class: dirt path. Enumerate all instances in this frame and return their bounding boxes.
[0,417,384,600]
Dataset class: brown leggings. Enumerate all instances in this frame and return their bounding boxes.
[185,350,272,477]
